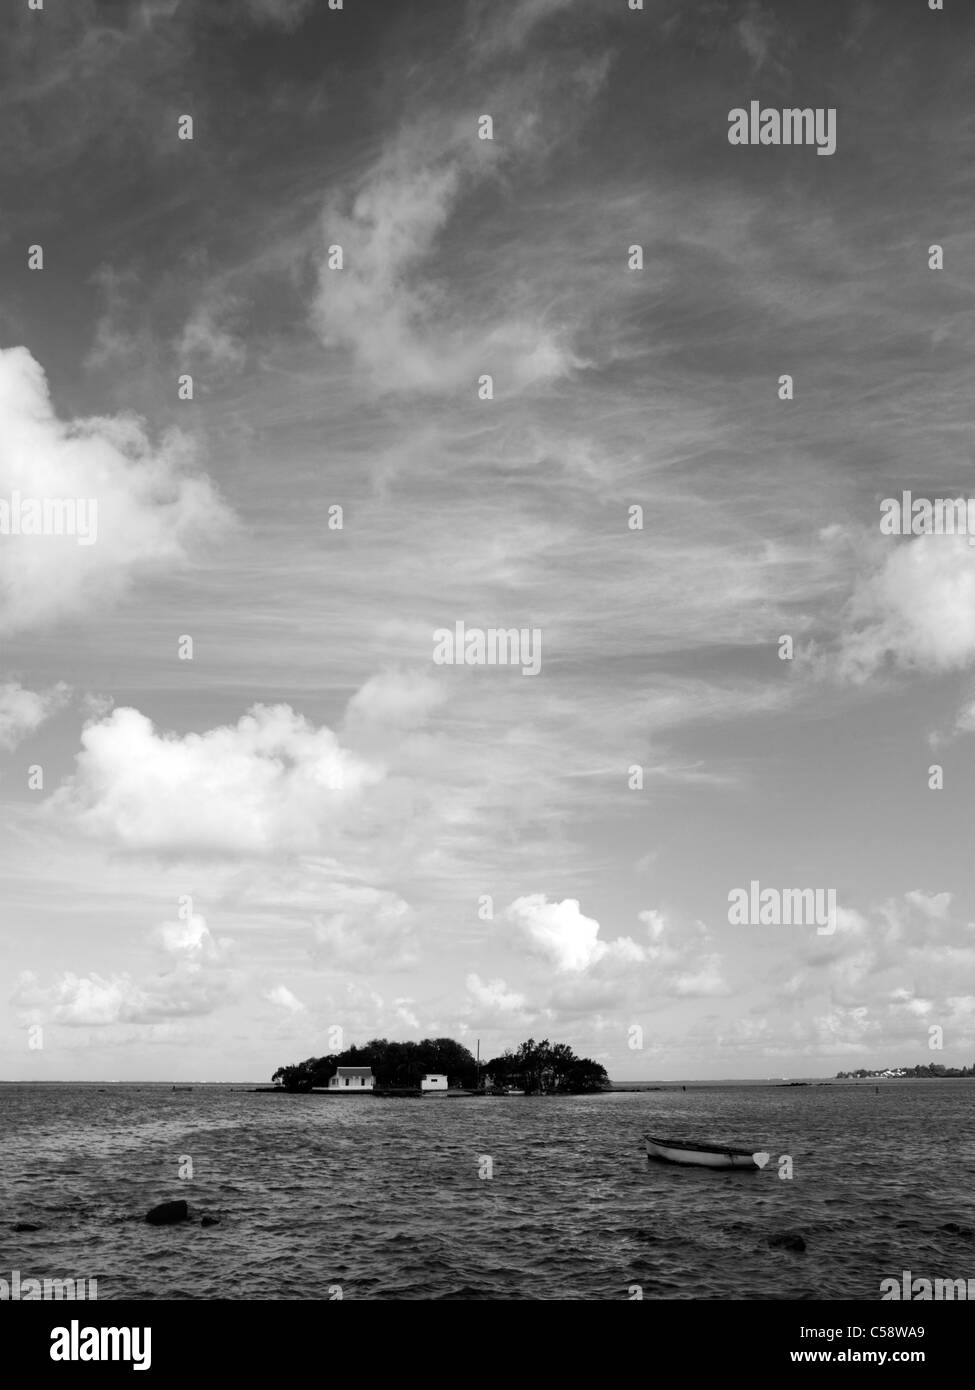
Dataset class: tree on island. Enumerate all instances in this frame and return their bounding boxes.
[484,1038,610,1094]
[272,1037,477,1091]
[271,1035,610,1093]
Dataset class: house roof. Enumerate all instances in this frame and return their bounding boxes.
[335,1066,373,1077]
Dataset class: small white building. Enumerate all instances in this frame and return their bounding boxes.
[329,1066,375,1090]
[421,1073,448,1091]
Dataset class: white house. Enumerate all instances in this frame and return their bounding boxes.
[329,1066,375,1090]
[421,1073,448,1091]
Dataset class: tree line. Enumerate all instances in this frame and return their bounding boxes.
[835,1063,975,1078]
[271,1035,610,1093]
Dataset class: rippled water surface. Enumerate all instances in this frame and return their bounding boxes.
[1,1082,972,1300]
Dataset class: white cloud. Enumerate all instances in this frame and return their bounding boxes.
[51,703,385,856]
[504,894,645,973]
[12,912,235,1025]
[0,681,70,751]
[313,887,417,970]
[267,984,305,1013]
[836,536,975,681]
[393,997,420,1030]
[312,127,582,394]
[344,669,447,730]
[669,956,731,998]
[465,973,527,1014]
[0,345,232,635]
[904,890,952,921]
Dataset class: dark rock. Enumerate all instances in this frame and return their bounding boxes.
[201,1215,220,1227]
[940,1222,974,1240]
[768,1230,806,1252]
[145,1200,189,1226]
[12,1222,42,1233]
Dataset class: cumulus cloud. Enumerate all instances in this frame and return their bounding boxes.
[904,890,951,921]
[12,912,235,1025]
[835,536,975,681]
[465,973,528,1014]
[782,893,975,1049]
[0,345,232,635]
[51,703,385,856]
[504,894,645,973]
[669,956,731,998]
[0,681,70,751]
[344,669,447,731]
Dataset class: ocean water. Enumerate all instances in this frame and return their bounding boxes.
[1,1081,972,1300]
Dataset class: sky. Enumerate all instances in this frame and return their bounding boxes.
[2,0,974,1082]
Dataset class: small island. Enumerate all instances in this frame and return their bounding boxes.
[270,1036,610,1095]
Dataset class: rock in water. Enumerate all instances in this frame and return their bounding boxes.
[768,1230,806,1252]
[12,1222,42,1232]
[201,1215,220,1227]
[145,1200,189,1226]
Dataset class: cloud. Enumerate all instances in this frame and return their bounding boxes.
[344,669,447,731]
[835,536,975,681]
[12,912,235,1025]
[904,890,951,921]
[393,997,420,1030]
[469,0,581,57]
[0,345,233,635]
[177,300,247,374]
[51,703,385,856]
[669,956,731,998]
[0,681,70,751]
[735,1,781,74]
[312,112,586,394]
[267,984,305,1013]
[504,894,645,973]
[782,894,975,1047]
[244,0,315,30]
[465,973,528,1014]
[954,698,975,734]
[313,886,418,970]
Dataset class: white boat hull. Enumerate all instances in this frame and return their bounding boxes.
[644,1135,759,1170]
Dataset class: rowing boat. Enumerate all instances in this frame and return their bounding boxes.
[644,1134,759,1169]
